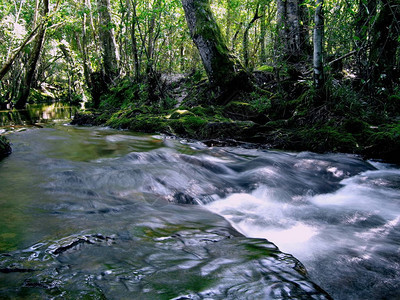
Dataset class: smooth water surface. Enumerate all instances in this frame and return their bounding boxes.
[0,125,399,299]
[0,102,78,127]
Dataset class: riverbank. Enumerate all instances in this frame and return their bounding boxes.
[71,72,400,164]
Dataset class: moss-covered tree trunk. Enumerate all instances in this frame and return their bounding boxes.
[181,0,244,89]
[15,0,49,109]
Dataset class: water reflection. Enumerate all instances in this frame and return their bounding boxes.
[0,102,78,127]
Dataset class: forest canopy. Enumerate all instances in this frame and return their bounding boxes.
[1,0,398,105]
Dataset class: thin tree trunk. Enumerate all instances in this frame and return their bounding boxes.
[313,0,324,90]
[80,0,93,89]
[15,0,49,109]
[243,6,261,69]
[146,0,162,75]
[355,0,377,83]
[131,0,140,80]
[225,0,232,44]
[0,23,41,81]
[6,0,24,61]
[259,3,267,64]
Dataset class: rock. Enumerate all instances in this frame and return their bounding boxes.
[70,112,104,126]
[0,135,12,159]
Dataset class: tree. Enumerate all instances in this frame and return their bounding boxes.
[313,0,324,90]
[15,0,49,108]
[369,0,399,90]
[276,0,303,61]
[181,0,245,90]
[355,0,377,83]
[243,5,262,69]
[97,0,120,84]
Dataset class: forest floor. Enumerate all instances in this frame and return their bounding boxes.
[71,70,400,164]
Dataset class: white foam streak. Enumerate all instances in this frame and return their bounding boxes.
[206,189,319,255]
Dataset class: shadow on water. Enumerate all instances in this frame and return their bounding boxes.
[0,102,78,128]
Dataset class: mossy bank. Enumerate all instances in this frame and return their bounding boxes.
[72,73,400,164]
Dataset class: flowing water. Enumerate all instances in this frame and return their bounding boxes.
[0,122,399,299]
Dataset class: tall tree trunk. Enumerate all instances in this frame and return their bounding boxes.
[276,0,302,61]
[146,0,162,76]
[313,0,324,90]
[369,0,399,90]
[130,0,140,81]
[78,0,93,90]
[243,6,261,69]
[299,0,312,55]
[97,0,119,84]
[225,0,232,42]
[276,0,287,56]
[259,3,267,64]
[15,0,49,109]
[181,0,244,89]
[286,0,301,56]
[355,0,377,84]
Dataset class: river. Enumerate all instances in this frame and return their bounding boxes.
[0,109,399,299]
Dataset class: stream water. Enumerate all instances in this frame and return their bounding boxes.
[0,117,399,299]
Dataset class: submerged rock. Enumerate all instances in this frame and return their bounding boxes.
[0,136,12,159]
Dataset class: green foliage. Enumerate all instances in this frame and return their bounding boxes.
[366,123,400,163]
[99,80,139,111]
[256,65,274,73]
[28,89,55,104]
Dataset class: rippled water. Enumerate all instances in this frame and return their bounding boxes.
[1,125,399,299]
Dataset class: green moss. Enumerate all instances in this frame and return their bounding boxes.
[387,93,400,113]
[168,109,194,119]
[29,89,55,104]
[223,101,260,121]
[256,65,274,73]
[365,123,400,163]
[293,124,358,153]
[190,105,212,117]
[129,116,168,133]
[168,115,208,136]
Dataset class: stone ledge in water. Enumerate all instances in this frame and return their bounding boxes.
[0,136,12,159]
